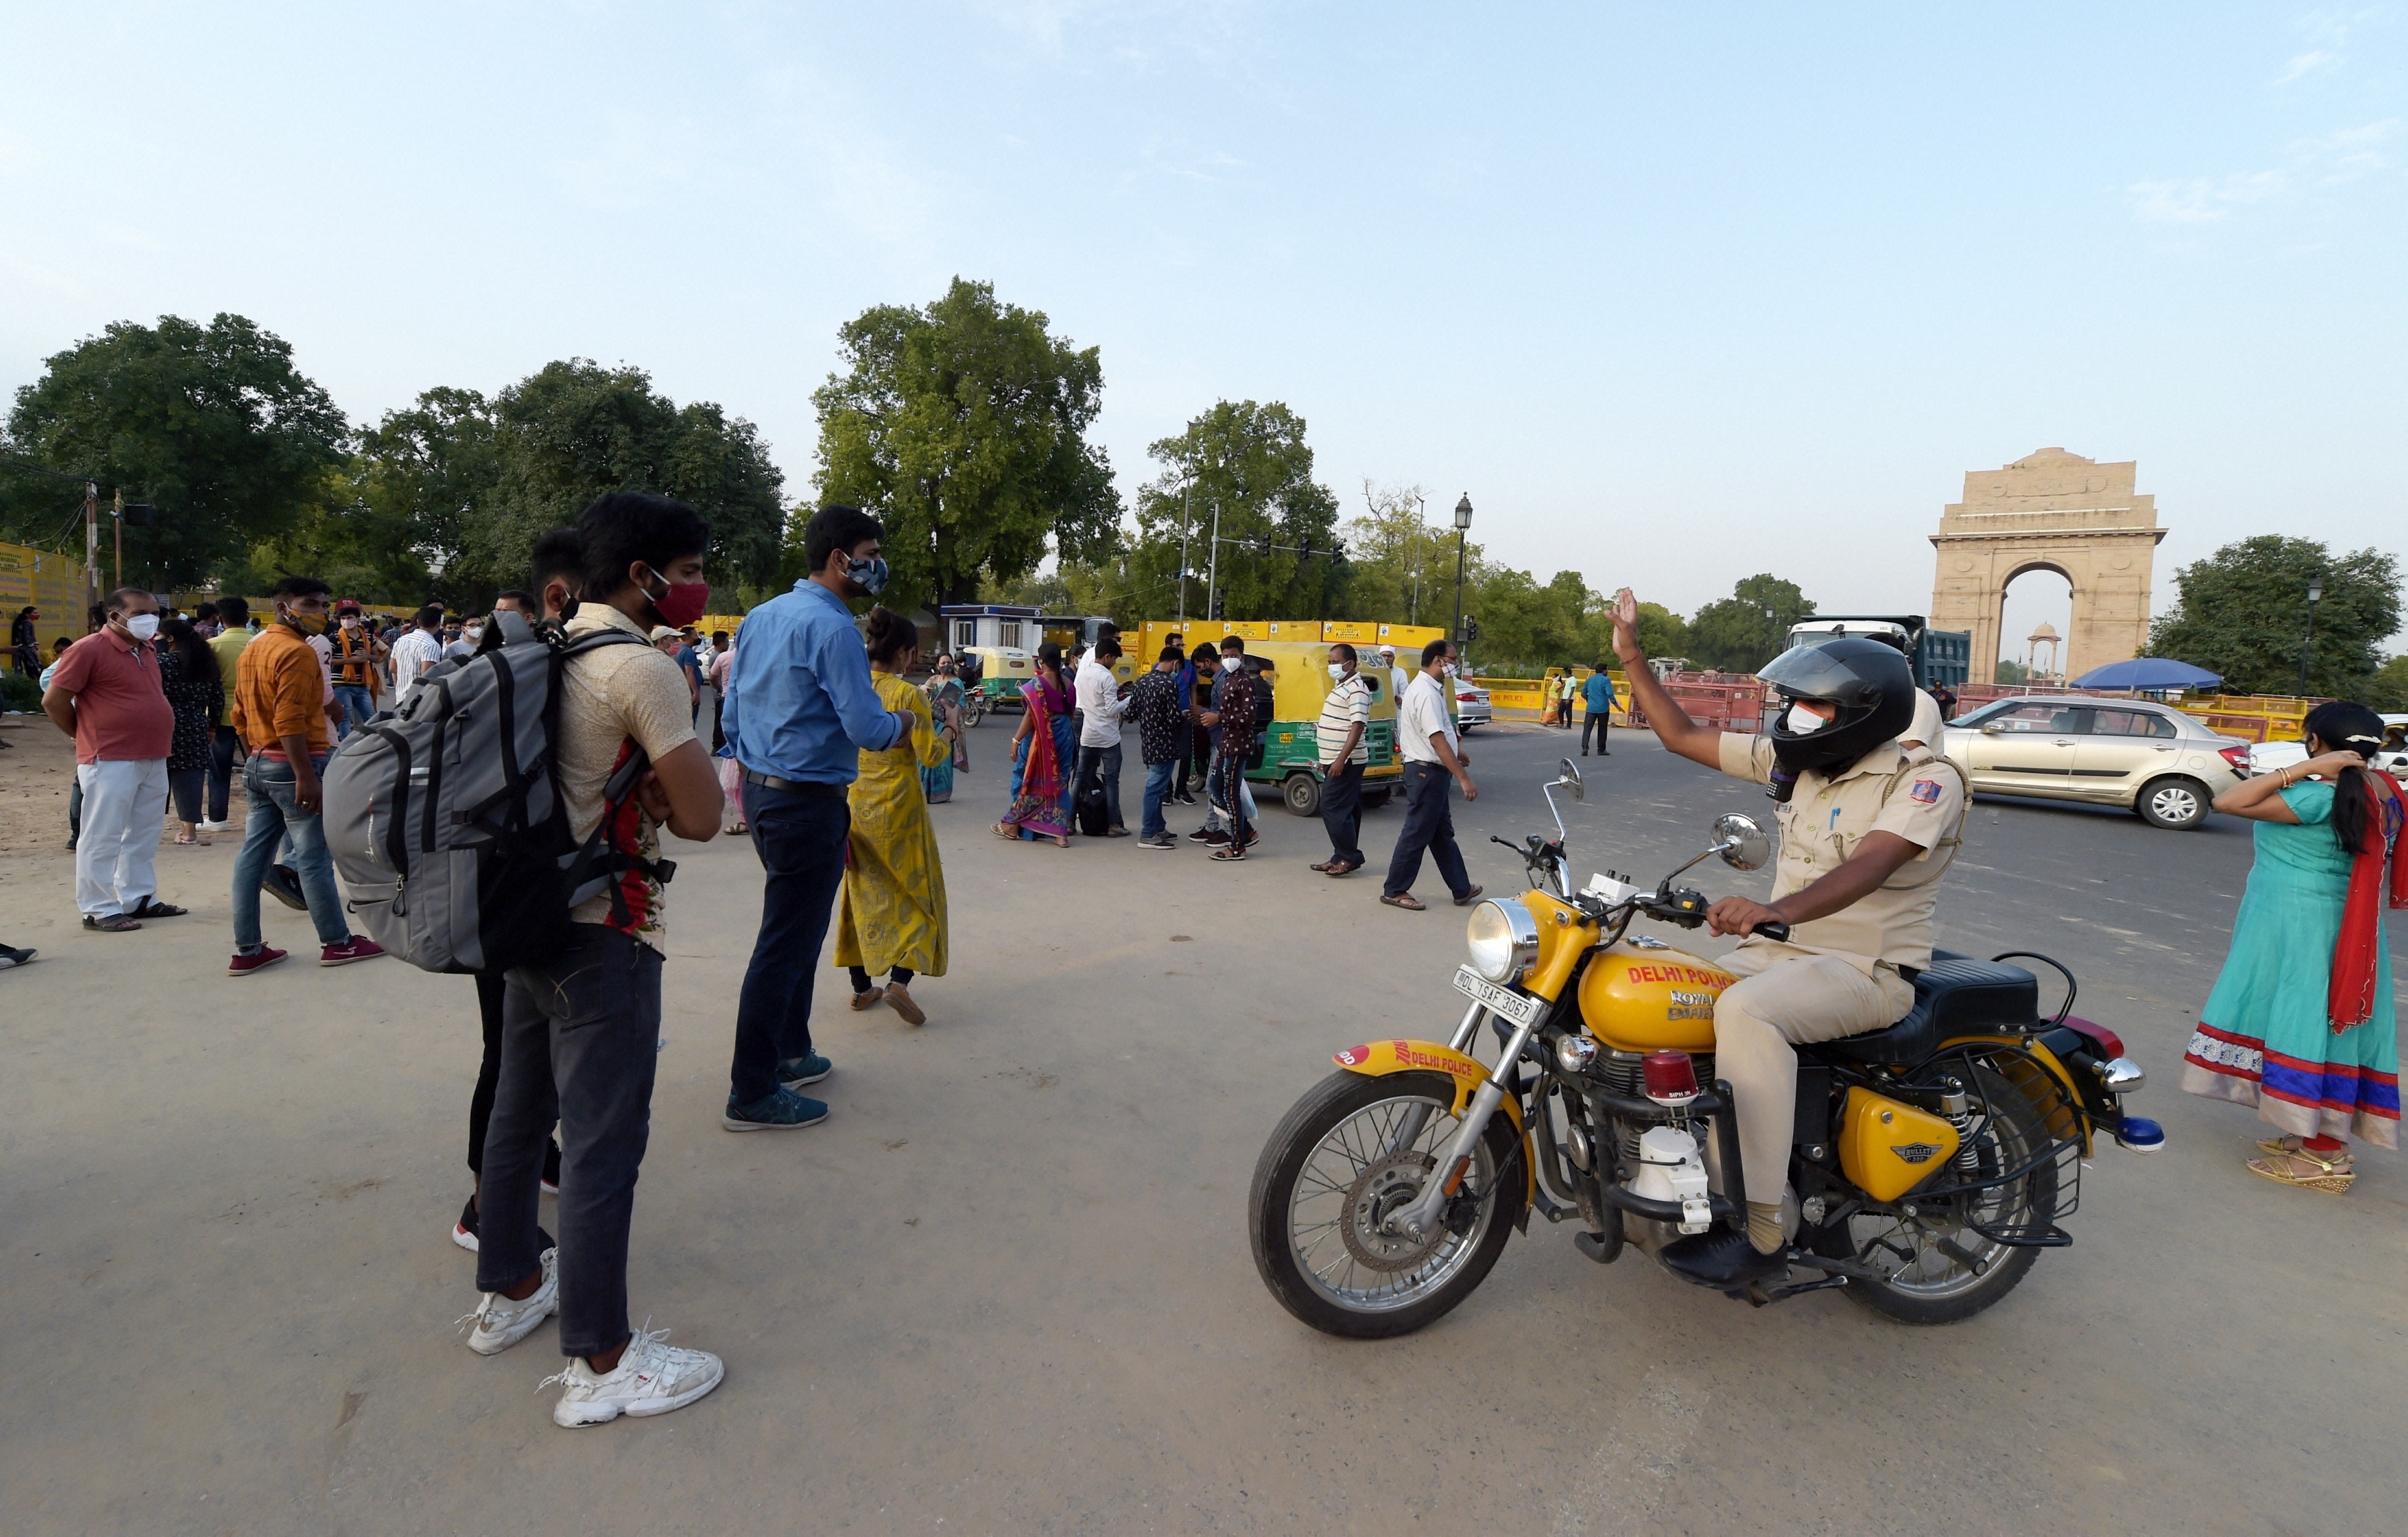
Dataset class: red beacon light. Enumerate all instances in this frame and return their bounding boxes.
[1642,1050,1699,1106]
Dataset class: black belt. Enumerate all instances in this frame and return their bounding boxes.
[740,768,847,799]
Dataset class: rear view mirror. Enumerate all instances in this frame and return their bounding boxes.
[1979,721,2005,736]
[1711,812,1771,872]
[1554,757,1585,801]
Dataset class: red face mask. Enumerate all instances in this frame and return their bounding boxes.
[643,571,710,629]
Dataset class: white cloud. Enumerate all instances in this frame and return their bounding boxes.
[2128,171,2286,223]
[2276,47,2337,84]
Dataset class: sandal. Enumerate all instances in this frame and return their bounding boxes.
[993,821,1021,840]
[2255,1133,2305,1157]
[82,912,143,932]
[2247,1146,2355,1195]
[1325,861,1361,878]
[130,897,188,918]
[1209,846,1247,861]
[1380,893,1425,911]
[1451,885,1486,908]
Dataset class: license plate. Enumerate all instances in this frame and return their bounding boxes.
[1452,966,1544,1029]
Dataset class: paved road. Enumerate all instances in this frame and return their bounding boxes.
[3,719,2402,1534]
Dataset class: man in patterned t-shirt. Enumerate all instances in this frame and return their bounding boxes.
[1312,643,1372,877]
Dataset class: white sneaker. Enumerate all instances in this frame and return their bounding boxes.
[462,1247,558,1355]
[198,819,231,833]
[540,1322,724,1427]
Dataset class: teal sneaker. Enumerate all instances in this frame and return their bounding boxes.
[777,1053,832,1088]
[722,1088,830,1132]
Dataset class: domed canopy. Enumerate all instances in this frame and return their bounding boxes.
[2027,620,2060,641]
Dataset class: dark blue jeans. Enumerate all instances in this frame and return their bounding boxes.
[207,724,239,823]
[1384,762,1472,900]
[478,924,658,1360]
[1074,741,1124,829]
[731,785,850,1106]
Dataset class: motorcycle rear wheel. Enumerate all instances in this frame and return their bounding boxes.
[1249,1069,1525,1338]
[1837,1063,2052,1326]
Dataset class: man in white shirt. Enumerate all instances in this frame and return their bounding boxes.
[1379,644,1413,711]
[1072,635,1132,835]
[1380,637,1482,912]
[389,605,445,696]
[1312,643,1372,876]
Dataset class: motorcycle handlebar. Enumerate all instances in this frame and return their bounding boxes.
[1752,920,1791,943]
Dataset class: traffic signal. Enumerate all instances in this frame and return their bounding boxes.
[1256,532,1272,556]
[1211,593,1226,619]
[1464,615,1482,642]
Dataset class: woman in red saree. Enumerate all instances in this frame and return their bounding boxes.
[995,642,1075,847]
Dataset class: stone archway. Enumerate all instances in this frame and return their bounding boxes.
[1927,448,2166,684]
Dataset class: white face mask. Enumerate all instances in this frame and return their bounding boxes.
[1328,663,1348,680]
[1784,702,1835,734]
[340,616,359,630]
[464,625,484,643]
[122,613,159,641]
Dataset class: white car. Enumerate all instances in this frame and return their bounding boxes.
[1453,682,1492,732]
[2245,714,2408,777]
[1940,697,2249,830]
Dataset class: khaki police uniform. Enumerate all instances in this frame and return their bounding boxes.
[1710,730,1967,1204]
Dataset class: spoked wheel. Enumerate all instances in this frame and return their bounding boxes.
[1837,1063,2053,1325]
[1249,1069,1525,1338]
[962,694,987,728]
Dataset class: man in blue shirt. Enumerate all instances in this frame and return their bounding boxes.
[1581,662,1617,757]
[717,504,916,1132]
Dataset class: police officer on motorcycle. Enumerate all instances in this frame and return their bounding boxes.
[1607,589,1965,1286]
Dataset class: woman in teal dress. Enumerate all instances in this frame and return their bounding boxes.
[2183,702,2406,1193]
[921,655,968,803]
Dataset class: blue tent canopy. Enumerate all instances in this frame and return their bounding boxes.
[2070,657,2223,690]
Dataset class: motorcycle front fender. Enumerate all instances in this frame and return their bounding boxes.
[1334,1039,1536,1221]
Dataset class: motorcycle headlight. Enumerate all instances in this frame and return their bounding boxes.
[1466,898,1540,984]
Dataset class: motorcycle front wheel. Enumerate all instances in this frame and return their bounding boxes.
[1249,1069,1525,1339]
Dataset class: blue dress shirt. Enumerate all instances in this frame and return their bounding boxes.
[718,579,903,785]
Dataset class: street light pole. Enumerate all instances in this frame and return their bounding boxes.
[1177,482,1191,625]
[2297,572,2324,696]
[1206,498,1223,626]
[1450,493,1473,655]
[1411,493,1427,627]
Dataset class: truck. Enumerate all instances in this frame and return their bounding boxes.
[1783,615,1971,691]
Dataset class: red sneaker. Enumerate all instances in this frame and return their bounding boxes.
[227,946,288,977]
[320,936,387,967]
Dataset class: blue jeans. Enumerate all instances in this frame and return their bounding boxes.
[478,923,659,1359]
[1141,759,1175,839]
[332,684,376,739]
[731,785,850,1106]
[232,756,351,950]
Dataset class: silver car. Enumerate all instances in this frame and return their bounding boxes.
[1452,680,1492,732]
[1941,697,2249,831]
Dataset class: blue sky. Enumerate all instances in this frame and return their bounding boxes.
[3,3,2400,647]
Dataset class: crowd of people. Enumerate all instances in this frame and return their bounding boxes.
[21,492,2400,1432]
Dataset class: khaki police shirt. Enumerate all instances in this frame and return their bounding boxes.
[1715,732,1965,975]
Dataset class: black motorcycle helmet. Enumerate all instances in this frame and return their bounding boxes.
[1759,636,1916,777]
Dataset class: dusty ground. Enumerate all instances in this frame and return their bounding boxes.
[2,722,2403,1534]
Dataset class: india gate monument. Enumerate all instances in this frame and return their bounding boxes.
[1927,447,2166,685]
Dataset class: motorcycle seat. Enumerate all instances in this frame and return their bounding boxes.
[1807,957,2039,1065]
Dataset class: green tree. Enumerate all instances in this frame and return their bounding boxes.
[2,314,348,586]
[1130,399,1344,620]
[2146,535,2401,697]
[1628,601,1690,666]
[1332,482,1450,627]
[813,278,1120,615]
[2363,655,2408,713]
[357,386,504,593]
[1686,574,1816,673]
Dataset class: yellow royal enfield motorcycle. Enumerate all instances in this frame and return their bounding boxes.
[1249,760,2163,1336]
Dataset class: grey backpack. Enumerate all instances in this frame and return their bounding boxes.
[322,611,670,973]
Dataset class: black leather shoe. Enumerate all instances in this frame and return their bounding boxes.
[1660,1227,1790,1288]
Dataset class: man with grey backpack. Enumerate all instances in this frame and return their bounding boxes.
[329,493,727,1427]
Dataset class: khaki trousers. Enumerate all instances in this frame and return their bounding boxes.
[1712,945,1914,1205]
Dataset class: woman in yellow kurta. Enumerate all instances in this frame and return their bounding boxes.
[836,608,951,1026]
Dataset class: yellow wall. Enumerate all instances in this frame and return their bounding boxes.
[0,542,91,661]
